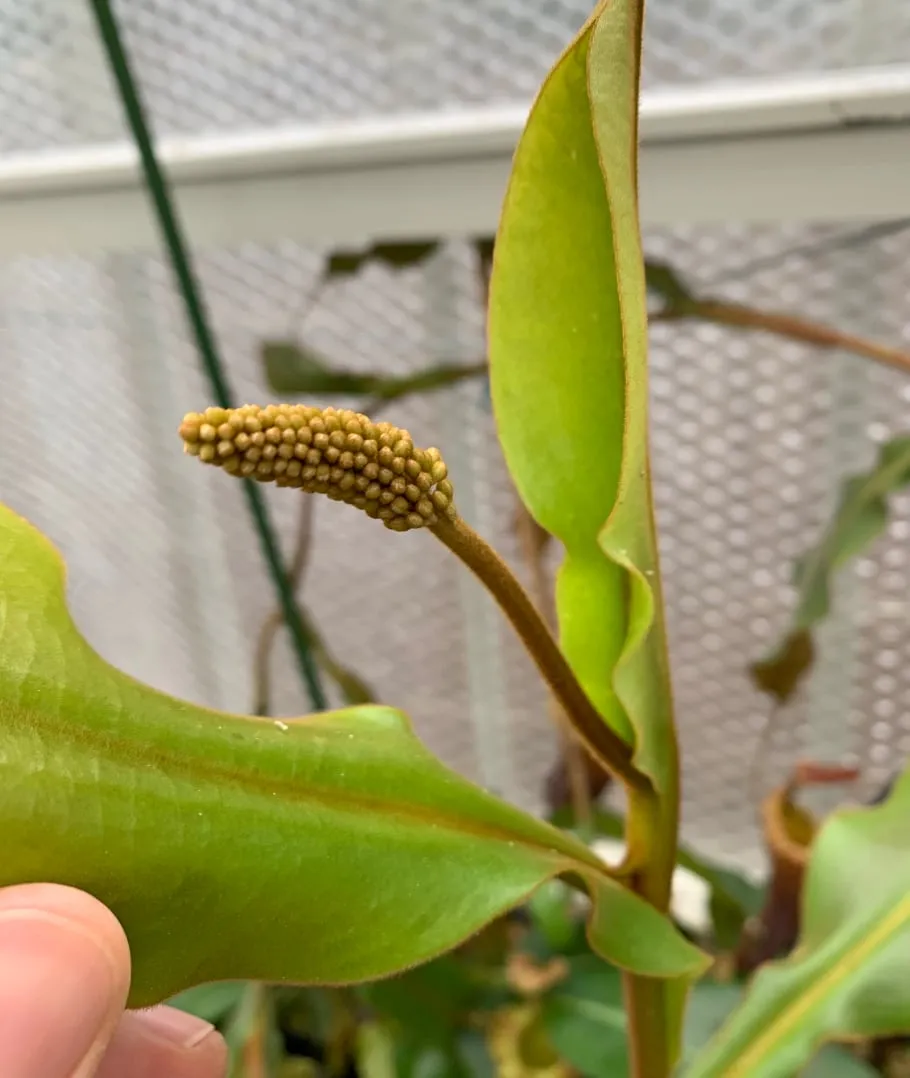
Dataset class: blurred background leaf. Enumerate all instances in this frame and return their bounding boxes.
[753,436,910,705]
[686,770,910,1077]
[326,241,441,279]
[262,340,486,406]
[169,981,248,1025]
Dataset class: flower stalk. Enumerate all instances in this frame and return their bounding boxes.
[179,403,650,792]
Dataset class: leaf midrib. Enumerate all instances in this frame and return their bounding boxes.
[1,693,608,878]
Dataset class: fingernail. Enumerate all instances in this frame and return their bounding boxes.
[0,909,121,1076]
[139,1005,217,1049]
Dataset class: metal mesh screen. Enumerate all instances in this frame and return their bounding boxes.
[3,0,910,153]
[3,224,910,871]
[647,223,910,863]
[5,0,910,871]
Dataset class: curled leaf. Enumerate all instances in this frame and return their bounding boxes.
[551,806,764,950]
[488,0,674,799]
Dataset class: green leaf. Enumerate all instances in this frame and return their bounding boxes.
[325,241,440,279]
[803,1046,878,1078]
[223,982,283,1075]
[543,966,876,1078]
[645,260,696,308]
[680,983,876,1076]
[549,805,626,842]
[391,1032,492,1078]
[543,968,742,1077]
[543,964,855,1078]
[792,440,910,628]
[754,436,910,703]
[356,1023,398,1078]
[749,630,815,706]
[262,341,380,397]
[489,9,626,745]
[675,848,764,923]
[675,850,764,951]
[552,806,764,945]
[363,362,487,404]
[488,0,673,794]
[806,1047,879,1073]
[684,767,910,1077]
[527,879,581,954]
[262,341,486,408]
[541,955,628,1077]
[454,1032,496,1078]
[274,985,339,1047]
[681,981,744,1060]
[302,615,376,706]
[359,961,498,1078]
[359,955,481,1044]
[0,503,705,1008]
[394,1044,465,1078]
[277,1060,321,1078]
[588,4,674,794]
[168,981,248,1024]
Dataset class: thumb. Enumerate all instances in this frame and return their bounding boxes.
[0,884,131,1078]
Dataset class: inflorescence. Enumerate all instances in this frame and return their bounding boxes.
[179,404,456,532]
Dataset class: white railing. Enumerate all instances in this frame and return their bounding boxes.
[1,66,909,256]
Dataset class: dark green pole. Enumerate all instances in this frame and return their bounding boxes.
[88,0,327,710]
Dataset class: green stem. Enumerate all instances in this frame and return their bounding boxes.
[620,482,682,1078]
[88,0,327,710]
[622,787,680,1078]
[430,516,649,793]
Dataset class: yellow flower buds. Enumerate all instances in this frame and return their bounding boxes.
[178,404,456,531]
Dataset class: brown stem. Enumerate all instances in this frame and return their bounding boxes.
[240,984,269,1078]
[513,503,593,826]
[252,496,375,713]
[430,515,649,793]
[653,300,910,377]
[737,765,858,976]
[289,272,330,341]
[252,496,315,715]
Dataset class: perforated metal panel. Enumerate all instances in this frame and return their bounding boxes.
[647,223,910,865]
[3,0,910,153]
[3,225,910,870]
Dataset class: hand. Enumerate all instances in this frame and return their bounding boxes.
[0,884,228,1078]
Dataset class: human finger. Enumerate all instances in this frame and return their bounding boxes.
[94,1005,228,1078]
[0,883,130,1078]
